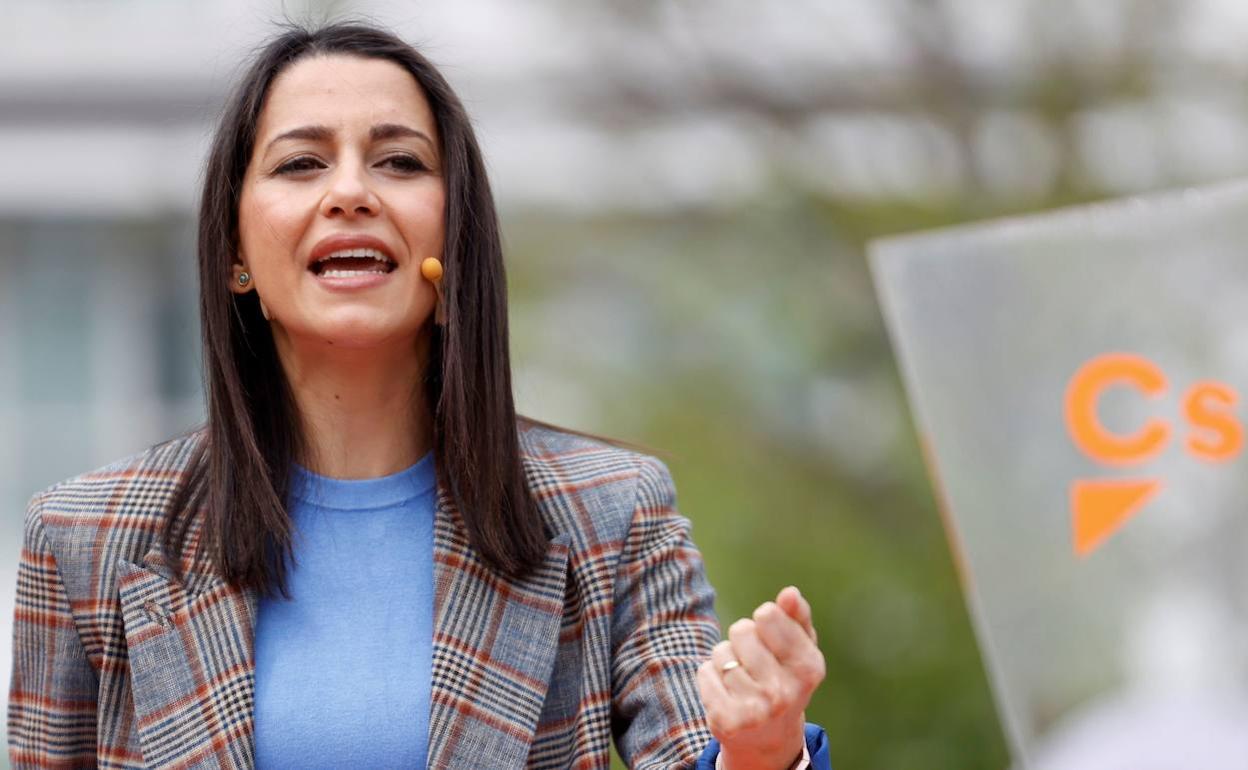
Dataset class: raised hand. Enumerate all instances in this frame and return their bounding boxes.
[697,586,825,770]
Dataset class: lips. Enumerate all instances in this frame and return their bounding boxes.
[307,234,398,275]
[311,248,396,276]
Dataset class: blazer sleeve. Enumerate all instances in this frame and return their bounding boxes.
[699,722,833,769]
[610,455,720,769]
[8,492,99,769]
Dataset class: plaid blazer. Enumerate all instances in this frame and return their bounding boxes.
[7,423,726,769]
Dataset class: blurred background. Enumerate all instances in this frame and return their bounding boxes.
[6,0,1248,767]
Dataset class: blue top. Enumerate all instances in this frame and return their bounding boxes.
[253,452,437,770]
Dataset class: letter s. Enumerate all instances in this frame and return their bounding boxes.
[1184,381,1242,462]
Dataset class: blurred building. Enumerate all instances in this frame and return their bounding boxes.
[11,0,1248,498]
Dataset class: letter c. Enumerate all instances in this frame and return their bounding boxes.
[1065,353,1169,465]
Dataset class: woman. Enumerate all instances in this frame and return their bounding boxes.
[8,21,829,770]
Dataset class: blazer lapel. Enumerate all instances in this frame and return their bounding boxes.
[426,483,572,769]
[116,481,568,770]
[117,539,258,770]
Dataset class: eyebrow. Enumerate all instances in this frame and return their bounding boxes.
[264,123,434,153]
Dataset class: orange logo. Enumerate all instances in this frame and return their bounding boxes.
[1064,353,1241,556]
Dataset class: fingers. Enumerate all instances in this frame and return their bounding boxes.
[710,639,736,671]
[697,648,732,709]
[710,639,760,698]
[757,601,826,696]
[702,590,824,708]
[776,586,817,644]
[751,600,817,668]
[698,645,762,740]
[727,616,783,687]
[718,604,821,695]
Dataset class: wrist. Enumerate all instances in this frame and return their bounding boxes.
[718,734,805,770]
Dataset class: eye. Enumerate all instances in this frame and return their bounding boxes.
[274,156,324,174]
[271,154,428,176]
[381,154,428,173]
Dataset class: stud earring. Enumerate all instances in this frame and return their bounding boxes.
[238,271,251,287]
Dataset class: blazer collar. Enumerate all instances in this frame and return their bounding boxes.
[117,482,570,769]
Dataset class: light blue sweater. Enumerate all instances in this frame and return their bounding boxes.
[253,452,436,769]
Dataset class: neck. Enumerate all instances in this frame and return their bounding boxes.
[274,328,433,479]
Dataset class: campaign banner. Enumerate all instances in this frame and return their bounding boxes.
[870,181,1248,768]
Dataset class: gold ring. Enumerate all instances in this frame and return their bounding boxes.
[720,659,741,673]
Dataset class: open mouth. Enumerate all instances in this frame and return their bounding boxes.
[309,247,397,277]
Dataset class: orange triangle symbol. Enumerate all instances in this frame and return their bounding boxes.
[1070,478,1161,557]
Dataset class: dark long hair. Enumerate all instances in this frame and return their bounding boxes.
[163,20,551,598]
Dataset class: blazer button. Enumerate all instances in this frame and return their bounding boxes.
[143,599,172,627]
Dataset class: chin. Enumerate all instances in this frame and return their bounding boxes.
[305,314,426,349]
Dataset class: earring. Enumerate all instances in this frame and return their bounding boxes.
[238,271,251,287]
[420,257,442,282]
[421,257,447,326]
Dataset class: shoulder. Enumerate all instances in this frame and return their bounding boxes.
[29,428,205,562]
[517,419,679,549]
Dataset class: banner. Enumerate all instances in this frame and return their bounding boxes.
[871,181,1248,768]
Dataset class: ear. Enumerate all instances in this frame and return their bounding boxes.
[228,260,252,295]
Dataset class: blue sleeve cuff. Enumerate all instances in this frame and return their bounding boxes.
[697,722,831,769]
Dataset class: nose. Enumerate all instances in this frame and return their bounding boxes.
[319,158,381,218]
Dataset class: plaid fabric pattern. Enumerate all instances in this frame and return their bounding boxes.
[8,423,722,768]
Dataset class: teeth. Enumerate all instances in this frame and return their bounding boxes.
[320,269,389,277]
[315,247,393,264]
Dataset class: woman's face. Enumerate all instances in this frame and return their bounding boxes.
[234,54,445,350]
